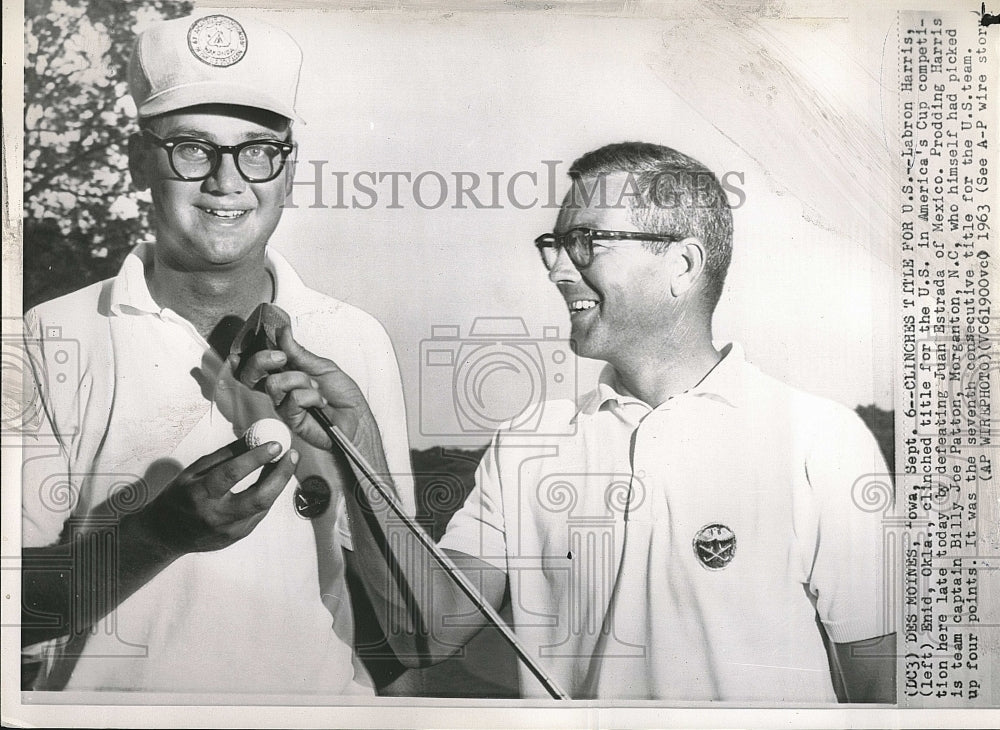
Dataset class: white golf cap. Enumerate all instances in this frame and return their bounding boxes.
[128,13,303,122]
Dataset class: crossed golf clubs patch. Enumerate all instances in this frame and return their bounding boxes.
[692,523,736,570]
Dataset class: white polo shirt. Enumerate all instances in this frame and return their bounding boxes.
[438,344,893,701]
[21,242,414,694]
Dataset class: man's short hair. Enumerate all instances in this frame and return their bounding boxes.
[568,141,734,310]
[137,104,294,141]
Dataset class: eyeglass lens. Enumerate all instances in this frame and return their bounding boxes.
[540,229,592,270]
[171,140,287,182]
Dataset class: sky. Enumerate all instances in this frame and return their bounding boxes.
[218,2,897,448]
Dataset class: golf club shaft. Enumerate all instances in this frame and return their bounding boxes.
[307,406,569,700]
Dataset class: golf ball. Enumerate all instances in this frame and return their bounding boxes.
[243,418,292,462]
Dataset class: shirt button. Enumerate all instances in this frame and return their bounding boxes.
[636,469,646,479]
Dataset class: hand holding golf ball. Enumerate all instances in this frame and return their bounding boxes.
[243,418,292,462]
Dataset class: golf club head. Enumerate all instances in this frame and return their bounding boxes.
[230,302,292,384]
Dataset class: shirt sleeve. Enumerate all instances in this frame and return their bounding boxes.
[363,323,415,517]
[332,489,353,552]
[805,405,895,644]
[21,308,77,548]
[436,434,508,570]
[335,316,414,551]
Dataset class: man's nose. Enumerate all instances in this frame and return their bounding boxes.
[548,247,581,284]
[204,153,247,194]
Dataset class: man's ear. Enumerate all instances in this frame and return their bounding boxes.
[127,132,151,191]
[669,237,707,297]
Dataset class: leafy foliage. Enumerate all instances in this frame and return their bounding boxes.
[23,0,192,311]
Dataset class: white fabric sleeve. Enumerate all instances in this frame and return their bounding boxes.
[806,406,895,643]
[21,308,77,548]
[436,435,508,570]
[336,319,414,552]
[332,490,353,552]
[364,323,415,516]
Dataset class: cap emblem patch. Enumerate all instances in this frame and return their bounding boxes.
[693,523,736,570]
[187,15,248,68]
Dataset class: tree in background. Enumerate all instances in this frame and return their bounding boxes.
[23,0,191,311]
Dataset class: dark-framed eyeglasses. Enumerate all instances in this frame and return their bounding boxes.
[534,227,683,270]
[141,130,295,183]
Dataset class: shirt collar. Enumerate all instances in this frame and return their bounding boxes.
[577,342,749,417]
[108,242,307,317]
[108,241,160,316]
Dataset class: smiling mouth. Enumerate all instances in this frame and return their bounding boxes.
[568,299,600,314]
[199,207,250,220]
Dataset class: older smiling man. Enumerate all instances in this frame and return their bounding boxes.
[247,141,895,702]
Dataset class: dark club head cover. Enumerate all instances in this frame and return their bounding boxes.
[230,303,292,386]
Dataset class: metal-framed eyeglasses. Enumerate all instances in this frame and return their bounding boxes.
[534,227,683,270]
[141,130,295,183]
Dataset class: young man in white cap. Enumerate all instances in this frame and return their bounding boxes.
[21,13,413,694]
[246,142,895,702]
